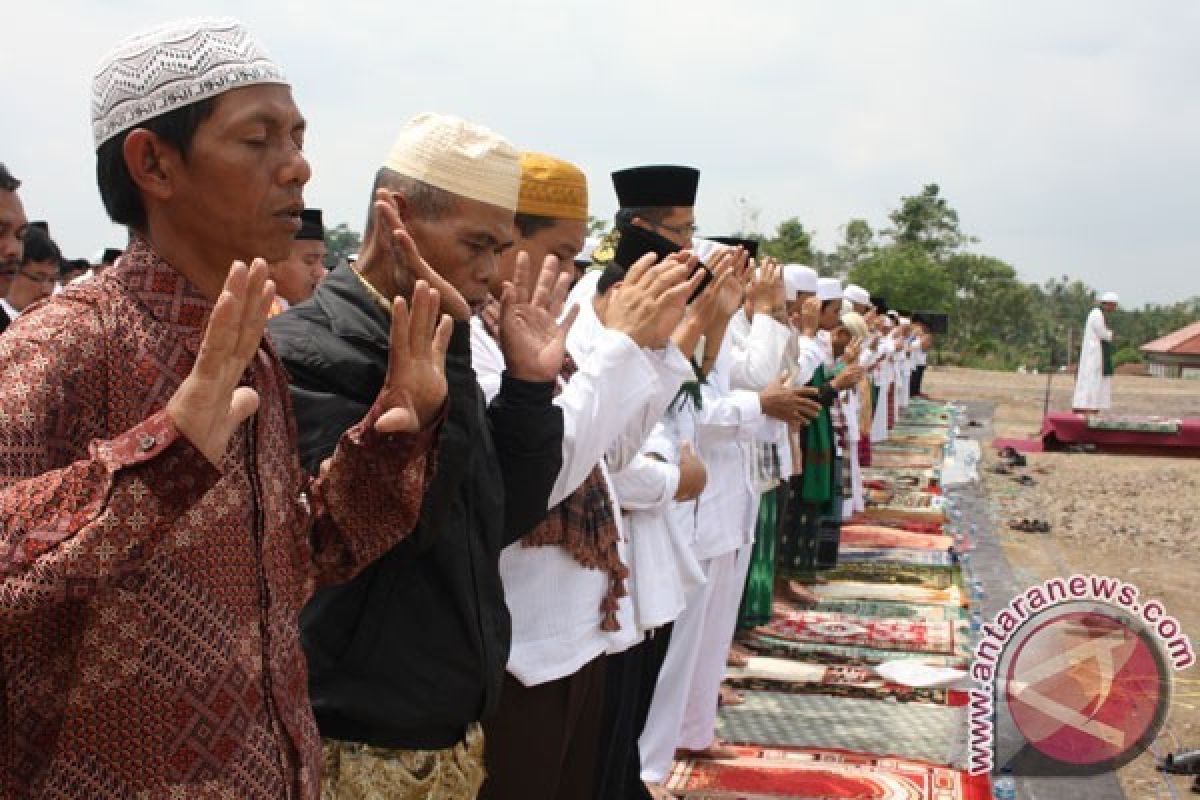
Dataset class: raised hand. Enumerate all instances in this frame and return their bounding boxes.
[832,364,866,391]
[670,257,734,359]
[710,246,749,319]
[374,189,471,320]
[759,371,822,426]
[499,251,579,383]
[747,256,785,320]
[167,259,275,465]
[375,280,454,434]
[798,296,822,336]
[845,335,863,364]
[606,251,702,349]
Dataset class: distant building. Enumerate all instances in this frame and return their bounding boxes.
[1140,321,1200,379]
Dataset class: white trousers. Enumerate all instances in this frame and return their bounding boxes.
[638,549,741,782]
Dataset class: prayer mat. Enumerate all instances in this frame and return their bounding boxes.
[839,526,953,551]
[764,609,957,654]
[837,547,956,567]
[1087,414,1182,434]
[666,745,991,800]
[725,657,952,705]
[811,581,965,607]
[811,598,967,624]
[743,632,968,668]
[819,561,961,590]
[716,693,970,769]
[868,453,935,469]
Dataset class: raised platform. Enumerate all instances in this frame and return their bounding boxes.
[1040,412,1200,457]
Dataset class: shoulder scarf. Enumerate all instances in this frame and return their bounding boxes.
[800,363,835,504]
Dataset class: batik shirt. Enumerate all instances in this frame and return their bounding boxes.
[0,238,438,799]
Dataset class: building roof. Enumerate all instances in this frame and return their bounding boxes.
[1141,321,1200,356]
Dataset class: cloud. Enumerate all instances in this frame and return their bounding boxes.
[1,0,1197,304]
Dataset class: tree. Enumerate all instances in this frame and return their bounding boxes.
[883,183,974,260]
[760,217,816,265]
[847,244,955,314]
[325,223,362,267]
[827,218,875,276]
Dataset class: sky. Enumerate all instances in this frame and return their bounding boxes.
[3,0,1198,307]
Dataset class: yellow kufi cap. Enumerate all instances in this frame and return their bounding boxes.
[517,152,589,221]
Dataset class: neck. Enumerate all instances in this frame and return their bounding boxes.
[355,237,403,301]
[141,218,234,302]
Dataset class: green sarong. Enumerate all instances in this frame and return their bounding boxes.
[738,487,781,629]
[1101,340,1115,376]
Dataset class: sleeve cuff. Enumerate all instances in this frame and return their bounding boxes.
[94,410,222,511]
[498,372,556,406]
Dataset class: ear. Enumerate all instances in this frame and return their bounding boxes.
[123,129,180,204]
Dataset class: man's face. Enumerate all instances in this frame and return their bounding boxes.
[270,238,326,305]
[161,84,310,268]
[1101,302,1117,313]
[787,291,814,329]
[819,299,842,331]
[0,189,28,298]
[493,217,587,296]
[832,327,851,357]
[402,194,514,311]
[9,258,57,310]
[634,206,696,249]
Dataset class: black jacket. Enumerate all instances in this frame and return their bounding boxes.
[268,265,563,750]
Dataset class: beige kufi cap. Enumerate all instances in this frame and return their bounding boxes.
[383,112,520,211]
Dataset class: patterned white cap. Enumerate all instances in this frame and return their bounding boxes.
[844,284,870,306]
[816,277,843,302]
[91,18,288,149]
[383,113,521,212]
[783,264,817,299]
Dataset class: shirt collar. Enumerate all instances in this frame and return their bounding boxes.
[107,236,215,354]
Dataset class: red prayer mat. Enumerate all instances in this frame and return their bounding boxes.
[840,526,953,551]
[666,745,991,799]
[766,611,956,654]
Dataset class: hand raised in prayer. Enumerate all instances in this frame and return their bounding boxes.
[799,296,822,337]
[747,256,785,319]
[711,246,750,319]
[832,364,866,391]
[674,441,707,501]
[374,189,472,321]
[670,255,734,359]
[498,251,579,383]
[374,280,454,433]
[605,251,700,349]
[168,259,275,465]
[759,371,822,426]
[845,336,863,364]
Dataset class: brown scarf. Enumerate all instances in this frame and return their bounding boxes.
[480,296,629,632]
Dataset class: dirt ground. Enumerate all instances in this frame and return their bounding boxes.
[926,367,1200,799]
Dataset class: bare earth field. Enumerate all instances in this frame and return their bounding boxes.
[927,367,1200,799]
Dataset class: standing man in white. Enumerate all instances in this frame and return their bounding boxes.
[1072,292,1119,415]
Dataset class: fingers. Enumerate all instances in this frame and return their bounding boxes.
[386,293,412,383]
[557,303,581,340]
[194,263,248,377]
[530,254,561,311]
[233,259,272,364]
[664,266,706,308]
[375,403,418,435]
[512,251,534,305]
[228,386,261,429]
[548,268,573,320]
[648,258,693,297]
[624,252,660,286]
[408,281,440,361]
[432,313,454,363]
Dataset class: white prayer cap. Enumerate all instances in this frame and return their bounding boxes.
[783,264,817,300]
[384,112,521,212]
[816,277,843,302]
[1101,291,1119,304]
[899,316,912,326]
[91,18,287,149]
[881,315,895,329]
[844,284,871,306]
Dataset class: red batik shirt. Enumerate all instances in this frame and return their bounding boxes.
[0,238,438,799]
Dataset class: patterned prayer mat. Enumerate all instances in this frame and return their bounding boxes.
[837,548,956,567]
[725,656,952,705]
[666,745,990,799]
[839,526,953,551]
[820,562,962,590]
[1087,414,1181,434]
[868,454,935,469]
[743,632,969,668]
[810,598,967,624]
[716,693,970,769]
[763,610,957,654]
[811,581,965,607]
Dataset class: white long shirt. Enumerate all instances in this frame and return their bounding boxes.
[1073,307,1113,410]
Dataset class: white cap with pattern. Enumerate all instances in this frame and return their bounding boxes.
[91,17,287,149]
[384,113,521,212]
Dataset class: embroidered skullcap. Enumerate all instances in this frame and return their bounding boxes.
[518,152,588,221]
[1101,291,1119,304]
[817,277,843,302]
[841,311,870,339]
[91,17,287,149]
[384,112,520,212]
[783,264,817,300]
[844,284,871,306]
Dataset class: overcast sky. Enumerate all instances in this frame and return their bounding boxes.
[3,0,1198,306]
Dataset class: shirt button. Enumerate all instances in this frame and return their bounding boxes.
[138,433,156,452]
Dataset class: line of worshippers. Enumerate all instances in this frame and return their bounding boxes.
[0,16,938,800]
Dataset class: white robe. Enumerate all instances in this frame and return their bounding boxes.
[1073,307,1113,411]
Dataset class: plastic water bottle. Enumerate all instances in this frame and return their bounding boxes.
[993,767,1016,800]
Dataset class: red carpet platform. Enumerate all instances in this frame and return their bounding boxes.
[1040,412,1200,457]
